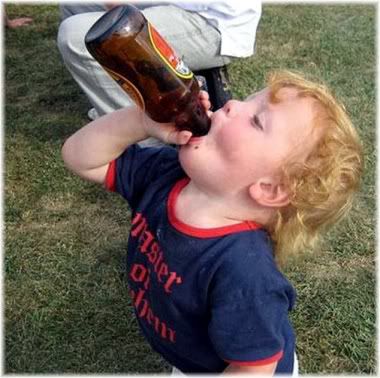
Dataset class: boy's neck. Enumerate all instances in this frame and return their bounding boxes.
[175,179,275,229]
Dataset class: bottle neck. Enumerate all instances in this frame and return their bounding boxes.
[175,99,211,137]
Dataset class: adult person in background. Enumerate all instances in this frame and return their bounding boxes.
[57,2,262,121]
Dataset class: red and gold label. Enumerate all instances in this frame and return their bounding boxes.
[104,67,145,110]
[148,23,193,80]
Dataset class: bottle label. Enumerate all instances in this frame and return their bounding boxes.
[148,23,193,80]
[104,67,145,110]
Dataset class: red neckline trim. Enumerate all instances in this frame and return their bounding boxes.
[167,178,262,238]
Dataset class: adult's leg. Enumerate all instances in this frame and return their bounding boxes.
[59,3,107,21]
[143,5,232,70]
[57,5,232,116]
[57,12,131,116]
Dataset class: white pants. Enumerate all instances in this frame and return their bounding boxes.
[57,5,232,117]
[171,354,299,376]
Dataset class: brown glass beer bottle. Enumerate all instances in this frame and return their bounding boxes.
[85,5,211,137]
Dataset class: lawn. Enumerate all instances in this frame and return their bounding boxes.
[4,3,376,374]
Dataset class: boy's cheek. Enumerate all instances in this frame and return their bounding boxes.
[216,127,250,157]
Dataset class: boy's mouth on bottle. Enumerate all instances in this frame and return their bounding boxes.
[186,116,217,146]
[188,136,205,145]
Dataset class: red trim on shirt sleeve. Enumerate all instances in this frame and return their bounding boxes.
[225,350,283,367]
[104,160,116,192]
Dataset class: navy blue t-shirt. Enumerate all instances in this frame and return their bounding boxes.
[105,145,296,374]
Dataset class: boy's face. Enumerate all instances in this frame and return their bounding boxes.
[179,87,318,194]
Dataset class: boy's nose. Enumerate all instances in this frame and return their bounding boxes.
[223,100,240,117]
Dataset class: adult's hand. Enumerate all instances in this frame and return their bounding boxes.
[6,16,33,29]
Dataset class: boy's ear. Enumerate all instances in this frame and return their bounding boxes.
[249,178,290,208]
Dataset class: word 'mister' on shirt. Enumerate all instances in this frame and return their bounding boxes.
[130,212,182,293]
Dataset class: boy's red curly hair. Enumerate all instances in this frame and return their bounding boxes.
[267,70,363,264]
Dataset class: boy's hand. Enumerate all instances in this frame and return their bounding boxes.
[141,114,193,145]
[199,89,213,117]
[141,90,212,145]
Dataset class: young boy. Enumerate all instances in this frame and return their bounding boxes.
[62,70,363,375]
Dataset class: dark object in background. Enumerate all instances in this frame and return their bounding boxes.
[195,66,232,110]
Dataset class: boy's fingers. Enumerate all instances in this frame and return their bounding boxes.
[166,130,192,145]
[197,78,207,89]
[180,131,193,144]
[198,90,212,112]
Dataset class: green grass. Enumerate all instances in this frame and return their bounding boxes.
[5,4,376,374]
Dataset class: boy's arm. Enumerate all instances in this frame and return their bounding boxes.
[224,361,277,375]
[61,106,192,185]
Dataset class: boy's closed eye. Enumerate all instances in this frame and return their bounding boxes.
[251,114,264,131]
